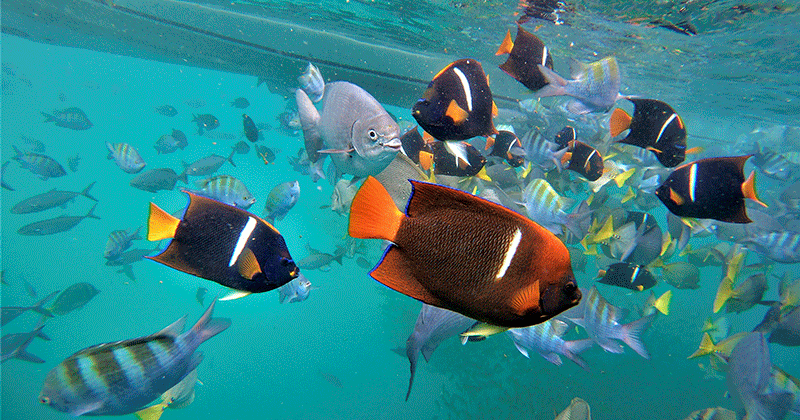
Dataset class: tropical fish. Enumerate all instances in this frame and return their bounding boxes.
[568,286,653,358]
[263,180,301,223]
[610,98,688,167]
[130,168,179,193]
[230,97,250,109]
[178,152,236,183]
[726,333,793,420]
[655,156,765,224]
[412,59,498,141]
[555,397,591,420]
[41,107,92,130]
[429,141,487,178]
[659,261,701,290]
[297,81,401,176]
[297,245,344,271]
[519,178,585,237]
[191,175,256,209]
[17,204,100,236]
[741,231,800,263]
[232,140,250,155]
[754,304,800,347]
[329,179,360,215]
[487,130,525,167]
[11,146,66,180]
[553,126,576,149]
[537,56,622,114]
[721,273,768,314]
[751,142,798,181]
[134,368,199,420]
[243,114,259,142]
[18,134,47,153]
[192,113,219,135]
[106,142,146,174]
[298,62,325,103]
[702,317,730,342]
[495,25,554,92]
[561,140,603,181]
[185,99,206,109]
[520,129,567,171]
[104,227,142,261]
[195,287,207,306]
[154,130,188,154]
[641,290,672,316]
[146,192,299,299]
[48,283,100,315]
[1,321,49,363]
[348,176,581,328]
[688,332,748,359]
[39,299,230,417]
[404,304,476,400]
[597,263,656,292]
[277,274,313,304]
[507,319,593,369]
[11,182,97,214]
[154,105,178,117]
[1,290,59,326]
[256,145,277,164]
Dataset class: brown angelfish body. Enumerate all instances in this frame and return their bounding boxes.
[348,177,580,328]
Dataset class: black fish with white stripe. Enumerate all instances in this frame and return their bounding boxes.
[610,98,688,167]
[561,140,603,181]
[487,130,525,167]
[495,24,554,92]
[655,156,765,224]
[597,262,657,292]
[39,299,230,417]
[145,192,298,299]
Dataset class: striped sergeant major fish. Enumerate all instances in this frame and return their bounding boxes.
[506,319,593,370]
[741,231,800,264]
[536,56,622,115]
[39,299,230,417]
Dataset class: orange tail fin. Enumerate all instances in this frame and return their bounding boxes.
[495,30,514,56]
[349,176,405,242]
[609,108,632,137]
[741,171,767,207]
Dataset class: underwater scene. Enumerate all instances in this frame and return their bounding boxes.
[2,0,800,419]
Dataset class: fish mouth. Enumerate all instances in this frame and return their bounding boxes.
[383,138,402,151]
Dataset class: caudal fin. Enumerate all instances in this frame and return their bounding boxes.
[620,315,654,359]
[563,339,593,370]
[653,290,672,315]
[188,298,231,346]
[32,291,60,317]
[348,176,404,242]
[609,108,632,137]
[81,182,98,201]
[687,333,716,359]
[713,275,735,313]
[535,65,568,98]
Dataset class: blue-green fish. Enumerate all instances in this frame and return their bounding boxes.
[191,175,255,209]
[39,299,230,417]
[41,107,93,130]
[106,142,146,174]
[263,180,300,223]
[537,56,622,114]
[11,146,67,180]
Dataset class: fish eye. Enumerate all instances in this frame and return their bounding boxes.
[368,130,378,140]
[564,282,577,294]
[39,396,50,405]
[280,257,293,267]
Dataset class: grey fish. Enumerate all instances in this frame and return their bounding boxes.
[41,107,92,130]
[196,287,207,306]
[726,332,793,420]
[298,62,325,103]
[278,274,313,303]
[18,204,99,236]
[178,152,236,183]
[130,168,179,193]
[754,304,800,347]
[105,246,160,282]
[154,134,183,154]
[661,261,701,290]
[287,149,324,181]
[537,57,622,114]
[256,144,277,164]
[11,182,97,214]
[104,227,142,260]
[154,105,178,117]
[726,274,768,314]
[263,180,300,223]
[330,179,359,215]
[190,175,255,209]
[1,290,59,326]
[106,142,146,174]
[19,134,47,154]
[49,283,100,315]
[2,161,14,191]
[318,370,343,389]
[232,140,250,154]
[185,99,206,109]
[1,321,49,364]
[741,231,800,263]
[296,81,401,177]
[507,319,593,369]
[39,299,230,417]
[11,146,66,180]
[134,368,199,419]
[404,304,475,401]
[555,397,591,420]
[297,248,343,271]
[67,154,80,172]
[192,113,219,135]
[230,97,250,109]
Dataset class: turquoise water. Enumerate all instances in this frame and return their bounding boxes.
[2,2,800,419]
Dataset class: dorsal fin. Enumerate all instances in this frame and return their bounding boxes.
[155,315,187,338]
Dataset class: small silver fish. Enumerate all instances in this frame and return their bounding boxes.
[726,333,793,420]
[278,274,313,303]
[1,321,49,364]
[179,152,236,183]
[1,291,59,327]
[11,146,66,180]
[11,182,97,214]
[330,179,360,215]
[130,168,179,193]
[41,107,92,130]
[17,204,100,236]
[104,227,142,260]
[191,175,255,209]
[106,142,146,174]
[507,319,593,369]
[555,398,591,420]
[263,180,300,223]
[537,57,622,114]
[298,63,325,103]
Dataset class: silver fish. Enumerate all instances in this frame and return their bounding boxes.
[104,227,142,260]
[555,397,591,420]
[106,142,146,174]
[11,182,97,214]
[741,231,800,263]
[298,62,325,103]
[404,304,475,401]
[726,332,793,420]
[507,319,593,369]
[41,107,92,130]
[49,283,100,316]
[191,175,255,209]
[130,168,179,193]
[297,246,344,271]
[278,274,313,303]
[537,57,622,114]
[1,290,59,327]
[19,134,47,154]
[17,203,100,236]
[1,321,49,364]
[39,299,230,417]
[11,146,66,180]
[296,81,401,177]
[330,179,359,215]
[178,152,236,183]
[263,180,300,223]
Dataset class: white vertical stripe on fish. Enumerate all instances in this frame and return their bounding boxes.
[655,114,678,145]
[496,228,523,280]
[112,348,146,391]
[689,164,697,202]
[453,67,472,112]
[631,266,640,283]
[147,341,172,368]
[77,357,106,397]
[228,217,257,267]
[541,47,549,67]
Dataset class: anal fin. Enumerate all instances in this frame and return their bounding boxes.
[371,245,444,307]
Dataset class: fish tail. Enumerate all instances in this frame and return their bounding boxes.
[405,340,419,401]
[134,402,168,420]
[348,176,404,242]
[41,112,55,123]
[187,298,231,347]
[11,145,23,159]
[535,65,568,98]
[620,314,654,359]
[653,290,672,315]
[713,275,735,313]
[742,170,767,207]
[147,202,180,241]
[32,290,60,318]
[687,333,716,359]
[609,108,632,137]
[495,30,514,56]
[226,150,237,168]
[85,203,100,220]
[563,339,593,370]
[81,181,98,201]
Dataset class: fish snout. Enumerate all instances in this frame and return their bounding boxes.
[382,137,402,151]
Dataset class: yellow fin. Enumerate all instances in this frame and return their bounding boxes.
[219,290,252,301]
[701,317,714,332]
[237,247,262,280]
[476,166,492,182]
[461,323,508,337]
[594,216,615,242]
[495,30,514,55]
[687,333,715,359]
[653,290,672,315]
[741,171,767,207]
[135,403,167,420]
[614,168,635,187]
[446,100,468,124]
[586,193,595,206]
[147,202,180,241]
[621,187,635,204]
[584,246,598,256]
[521,162,533,179]
[713,275,735,313]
